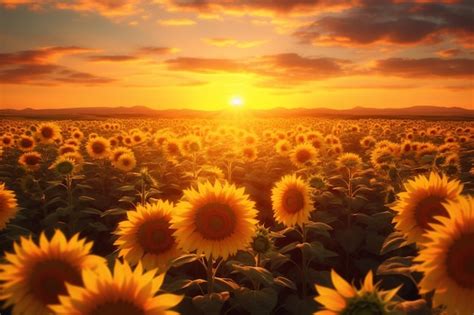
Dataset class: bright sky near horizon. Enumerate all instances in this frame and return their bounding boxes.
[0,0,473,110]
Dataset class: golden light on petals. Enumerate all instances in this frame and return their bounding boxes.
[0,230,105,315]
[49,260,183,315]
[391,172,463,244]
[114,200,182,271]
[0,183,18,230]
[86,136,111,160]
[271,174,313,227]
[171,181,258,259]
[416,196,474,315]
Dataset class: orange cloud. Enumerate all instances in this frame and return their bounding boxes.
[0,46,94,65]
[436,48,462,57]
[203,37,266,48]
[0,0,141,17]
[372,57,474,78]
[86,46,179,63]
[157,18,196,26]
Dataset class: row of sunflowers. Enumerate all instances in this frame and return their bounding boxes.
[0,118,473,314]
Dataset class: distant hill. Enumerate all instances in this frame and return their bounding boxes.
[0,105,472,119]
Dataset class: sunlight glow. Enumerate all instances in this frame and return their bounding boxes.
[229,96,244,107]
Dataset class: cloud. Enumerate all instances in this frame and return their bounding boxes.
[159,0,352,15]
[0,46,94,65]
[87,55,140,62]
[86,46,179,63]
[0,64,115,85]
[157,18,196,26]
[203,38,266,48]
[294,1,474,47]
[137,46,180,55]
[165,53,352,84]
[0,46,114,85]
[436,48,463,57]
[0,0,142,17]
[372,57,474,78]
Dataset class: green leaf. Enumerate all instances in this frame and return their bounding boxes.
[231,264,274,286]
[170,254,202,268]
[234,287,277,315]
[380,232,409,255]
[273,276,297,290]
[335,226,365,254]
[78,195,95,202]
[101,208,127,217]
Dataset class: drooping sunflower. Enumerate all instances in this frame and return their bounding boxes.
[114,152,137,172]
[115,200,181,271]
[0,183,18,230]
[49,260,183,315]
[271,174,313,227]
[163,139,182,163]
[1,134,14,148]
[171,181,258,259]
[0,230,105,315]
[86,136,110,160]
[50,156,77,176]
[58,144,77,156]
[17,135,35,151]
[289,143,318,168]
[391,172,463,244]
[314,270,400,315]
[415,196,474,315]
[37,122,61,144]
[18,151,42,171]
[336,153,362,171]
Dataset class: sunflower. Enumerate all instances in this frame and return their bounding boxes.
[163,139,182,162]
[50,260,182,315]
[275,140,291,156]
[17,135,35,151]
[242,146,257,162]
[0,230,105,315]
[0,183,18,230]
[114,153,137,172]
[290,143,318,168]
[314,270,400,315]
[18,151,42,171]
[271,174,313,227]
[391,172,463,244]
[1,134,13,148]
[58,144,77,156]
[71,129,84,141]
[336,153,362,171]
[115,200,181,270]
[86,137,110,160]
[171,181,258,259]
[50,156,77,176]
[415,196,474,315]
[37,123,61,144]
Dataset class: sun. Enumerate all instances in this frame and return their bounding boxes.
[229,96,244,107]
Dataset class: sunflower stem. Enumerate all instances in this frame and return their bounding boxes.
[301,223,308,299]
[206,255,214,294]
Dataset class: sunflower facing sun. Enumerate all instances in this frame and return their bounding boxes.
[391,172,463,244]
[171,181,258,259]
[271,174,314,227]
[0,230,105,315]
[50,260,183,315]
[114,200,182,271]
[416,195,474,315]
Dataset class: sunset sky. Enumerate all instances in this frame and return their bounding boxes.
[0,0,473,110]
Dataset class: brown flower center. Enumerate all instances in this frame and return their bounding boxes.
[295,149,311,164]
[282,188,305,214]
[414,195,448,231]
[25,154,40,165]
[41,127,53,139]
[137,217,175,254]
[89,300,145,315]
[29,259,82,305]
[195,202,236,240]
[92,142,106,154]
[446,233,474,289]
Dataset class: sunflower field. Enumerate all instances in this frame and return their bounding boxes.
[0,118,473,315]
